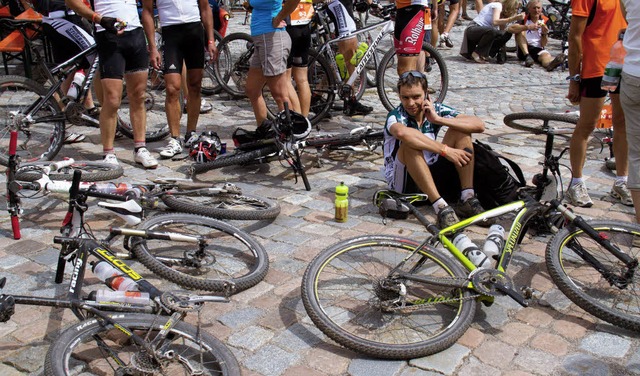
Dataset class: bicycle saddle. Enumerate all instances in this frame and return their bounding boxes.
[98,200,143,226]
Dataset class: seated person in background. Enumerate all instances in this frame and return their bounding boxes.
[460,0,523,64]
[383,71,490,229]
[506,0,566,71]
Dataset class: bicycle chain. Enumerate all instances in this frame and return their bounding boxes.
[160,291,204,313]
[379,276,481,313]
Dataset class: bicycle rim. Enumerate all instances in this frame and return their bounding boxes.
[503,112,577,135]
[0,76,65,166]
[302,235,476,359]
[133,213,269,293]
[377,44,448,112]
[215,33,253,98]
[44,314,241,376]
[546,220,640,331]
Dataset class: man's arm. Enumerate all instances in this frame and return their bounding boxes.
[140,0,161,69]
[65,0,96,21]
[198,0,217,60]
[566,15,586,103]
[273,0,301,28]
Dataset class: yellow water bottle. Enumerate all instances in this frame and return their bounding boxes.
[350,42,368,65]
[335,182,349,222]
[335,53,348,80]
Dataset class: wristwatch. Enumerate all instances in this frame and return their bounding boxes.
[566,74,581,82]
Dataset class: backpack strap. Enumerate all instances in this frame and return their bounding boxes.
[474,140,526,187]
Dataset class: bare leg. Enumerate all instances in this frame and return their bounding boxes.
[610,93,628,177]
[98,78,124,151]
[124,70,148,142]
[245,67,269,125]
[186,68,204,133]
[570,97,605,178]
[292,66,310,116]
[164,72,182,138]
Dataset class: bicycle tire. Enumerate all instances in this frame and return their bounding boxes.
[201,30,225,95]
[133,213,269,293]
[44,314,241,376]
[503,112,578,135]
[15,160,124,182]
[304,129,383,149]
[190,143,280,175]
[301,235,477,359]
[377,43,449,112]
[215,32,253,98]
[161,190,281,220]
[0,75,65,166]
[546,220,640,331]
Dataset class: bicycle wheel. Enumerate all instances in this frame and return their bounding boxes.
[503,112,578,135]
[304,129,383,149]
[0,75,65,166]
[190,143,280,175]
[377,43,448,112]
[215,32,253,98]
[44,314,241,376]
[201,30,225,95]
[546,220,640,331]
[15,160,124,182]
[301,235,477,359]
[161,190,281,220]
[133,213,269,293]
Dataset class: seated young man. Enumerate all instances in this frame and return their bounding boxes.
[506,0,566,71]
[383,71,490,228]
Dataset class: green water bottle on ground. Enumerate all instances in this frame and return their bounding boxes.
[335,182,349,222]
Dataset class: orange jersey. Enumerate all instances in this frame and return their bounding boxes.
[572,0,627,79]
[396,0,429,9]
[290,0,313,25]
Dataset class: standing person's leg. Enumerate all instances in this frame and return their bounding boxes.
[164,72,183,139]
[246,67,269,125]
[609,93,632,206]
[99,78,124,157]
[292,66,310,116]
[620,72,640,222]
[439,0,459,48]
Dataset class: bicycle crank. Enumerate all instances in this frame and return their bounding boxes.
[470,269,529,307]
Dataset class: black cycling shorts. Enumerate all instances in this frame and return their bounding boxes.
[161,22,206,74]
[581,76,620,98]
[96,28,149,79]
[286,24,311,68]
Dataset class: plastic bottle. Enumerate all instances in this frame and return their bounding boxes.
[601,30,626,92]
[335,182,349,222]
[66,70,86,100]
[92,261,139,291]
[350,42,369,66]
[335,53,348,80]
[483,224,505,260]
[453,233,491,268]
[95,289,150,305]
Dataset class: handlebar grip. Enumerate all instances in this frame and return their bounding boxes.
[50,158,75,171]
[11,216,20,240]
[8,131,17,156]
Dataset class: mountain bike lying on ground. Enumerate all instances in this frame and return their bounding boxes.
[6,132,270,293]
[301,121,640,359]
[0,169,241,375]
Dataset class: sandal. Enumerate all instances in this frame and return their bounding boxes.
[64,132,86,144]
[471,52,486,64]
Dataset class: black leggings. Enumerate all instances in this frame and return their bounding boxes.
[463,24,512,58]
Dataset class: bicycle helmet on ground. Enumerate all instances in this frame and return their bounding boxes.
[274,110,312,140]
[189,131,222,163]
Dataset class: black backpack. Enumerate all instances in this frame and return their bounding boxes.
[472,140,526,209]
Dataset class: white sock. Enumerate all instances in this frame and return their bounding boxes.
[570,177,583,187]
[460,189,475,202]
[432,198,447,213]
[616,176,628,185]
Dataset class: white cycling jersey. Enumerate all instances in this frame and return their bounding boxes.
[93,0,141,32]
[156,0,201,28]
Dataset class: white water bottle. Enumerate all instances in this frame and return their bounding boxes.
[95,289,150,305]
[453,233,491,268]
[66,70,85,100]
[483,224,505,260]
[92,261,139,291]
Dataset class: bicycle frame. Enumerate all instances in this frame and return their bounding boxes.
[314,6,394,98]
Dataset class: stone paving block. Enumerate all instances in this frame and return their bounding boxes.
[3,345,48,373]
[410,344,470,375]
[272,322,324,352]
[218,307,266,330]
[561,353,611,376]
[348,358,406,376]
[228,326,274,351]
[456,356,501,376]
[580,332,632,358]
[243,344,301,376]
[512,348,561,375]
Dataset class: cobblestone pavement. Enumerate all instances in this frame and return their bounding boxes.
[1,10,639,376]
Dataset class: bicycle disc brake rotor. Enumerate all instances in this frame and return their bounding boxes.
[64,102,87,126]
[160,290,204,312]
[471,269,513,296]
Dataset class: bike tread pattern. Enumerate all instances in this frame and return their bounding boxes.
[161,192,281,220]
[503,112,578,134]
[191,144,280,175]
[15,161,124,182]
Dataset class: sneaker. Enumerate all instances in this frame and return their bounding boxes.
[102,153,119,166]
[200,98,213,114]
[440,33,454,48]
[610,180,634,207]
[184,130,198,148]
[455,197,496,227]
[345,100,373,116]
[437,205,460,229]
[546,53,567,72]
[134,147,158,169]
[158,138,183,159]
[566,181,593,208]
[524,55,535,68]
